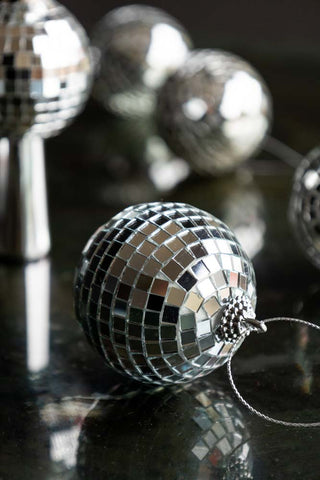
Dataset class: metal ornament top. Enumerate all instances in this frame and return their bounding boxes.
[0,0,92,138]
[218,294,266,343]
[75,202,257,385]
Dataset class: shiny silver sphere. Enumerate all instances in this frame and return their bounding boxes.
[0,0,93,138]
[157,49,272,175]
[92,4,192,117]
[74,202,256,385]
[290,148,320,268]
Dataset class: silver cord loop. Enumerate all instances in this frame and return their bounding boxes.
[264,135,303,169]
[245,317,267,333]
[227,317,320,428]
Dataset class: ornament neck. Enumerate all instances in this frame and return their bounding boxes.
[0,134,50,261]
[217,294,266,342]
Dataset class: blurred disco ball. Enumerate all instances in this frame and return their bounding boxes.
[77,380,252,480]
[0,0,93,138]
[157,49,272,175]
[92,4,192,117]
[290,147,320,269]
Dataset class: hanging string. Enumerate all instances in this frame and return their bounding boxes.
[227,317,320,427]
[263,136,303,169]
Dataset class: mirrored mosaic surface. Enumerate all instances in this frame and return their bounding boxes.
[0,0,92,137]
[75,202,256,384]
[290,147,320,269]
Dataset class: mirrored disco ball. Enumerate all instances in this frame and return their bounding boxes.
[77,380,252,480]
[290,147,320,268]
[157,49,272,175]
[74,202,256,385]
[0,0,93,138]
[91,4,192,117]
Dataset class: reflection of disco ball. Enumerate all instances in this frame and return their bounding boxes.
[290,148,320,268]
[92,4,192,117]
[86,115,190,206]
[220,186,265,260]
[74,202,256,385]
[168,170,265,259]
[77,380,252,480]
[157,49,272,175]
[0,0,92,138]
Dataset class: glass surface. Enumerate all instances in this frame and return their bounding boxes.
[1,53,320,479]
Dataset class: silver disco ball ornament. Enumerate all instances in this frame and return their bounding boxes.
[0,0,92,138]
[290,147,320,268]
[157,49,272,175]
[91,4,192,117]
[0,0,93,261]
[74,202,256,385]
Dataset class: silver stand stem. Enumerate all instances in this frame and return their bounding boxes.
[25,258,51,375]
[0,134,50,261]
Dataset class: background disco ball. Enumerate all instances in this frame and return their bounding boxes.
[0,0,92,138]
[157,49,272,175]
[290,147,320,269]
[91,4,192,117]
[77,380,253,480]
[74,202,256,385]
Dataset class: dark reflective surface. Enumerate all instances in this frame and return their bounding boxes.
[1,53,320,479]
[77,381,252,480]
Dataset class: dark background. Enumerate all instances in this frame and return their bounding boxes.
[61,0,320,154]
[2,3,320,480]
[62,0,320,55]
[65,0,320,55]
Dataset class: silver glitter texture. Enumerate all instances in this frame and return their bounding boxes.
[91,4,192,117]
[74,202,256,385]
[290,147,320,268]
[0,0,92,138]
[217,295,256,343]
[157,49,272,175]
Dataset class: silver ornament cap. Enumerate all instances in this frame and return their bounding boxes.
[74,202,257,385]
[157,49,272,175]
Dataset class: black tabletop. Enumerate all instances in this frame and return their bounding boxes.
[1,45,320,479]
